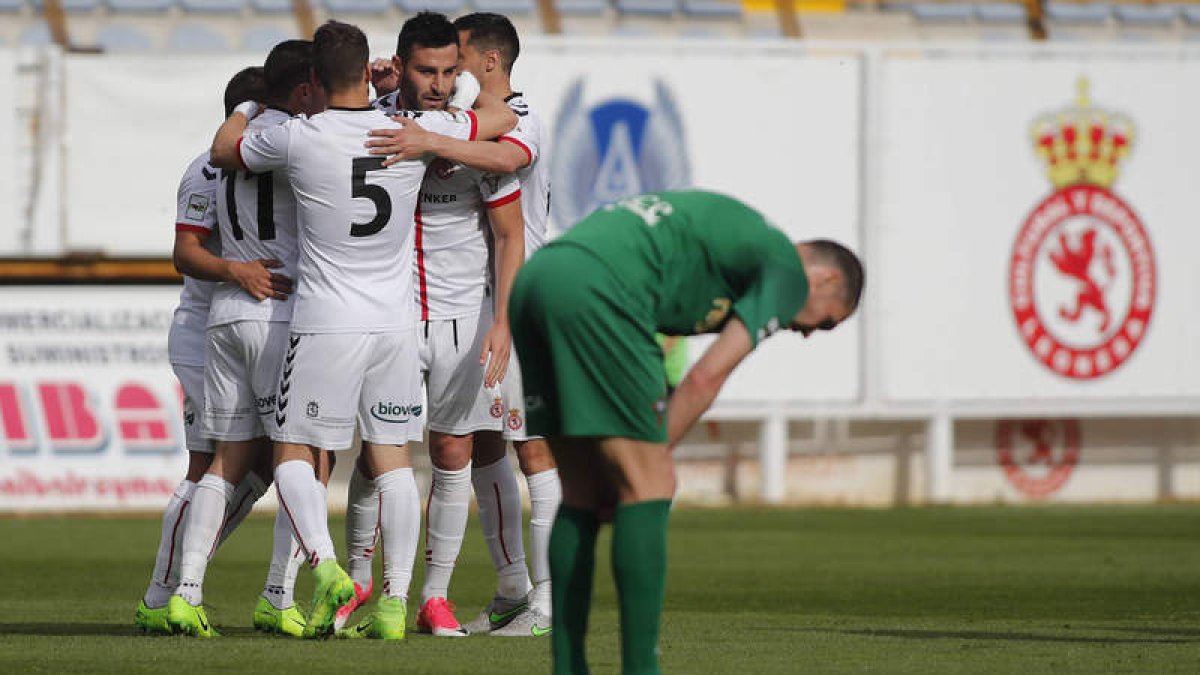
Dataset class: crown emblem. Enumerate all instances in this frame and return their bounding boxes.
[1030,78,1134,189]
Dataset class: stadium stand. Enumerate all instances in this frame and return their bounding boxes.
[95,23,156,49]
[168,22,230,49]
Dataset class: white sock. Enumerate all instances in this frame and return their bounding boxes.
[275,460,335,568]
[143,479,196,608]
[376,467,421,600]
[262,507,301,609]
[472,457,532,601]
[421,465,471,602]
[175,474,235,606]
[218,471,267,545]
[527,468,561,615]
[345,467,379,589]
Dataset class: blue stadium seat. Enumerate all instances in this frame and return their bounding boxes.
[323,0,390,13]
[1044,2,1111,24]
[975,2,1025,23]
[106,0,174,11]
[911,2,974,22]
[0,0,25,12]
[169,23,230,51]
[179,0,246,13]
[241,24,292,50]
[473,0,537,14]
[681,0,740,19]
[1113,4,1177,27]
[32,0,101,12]
[97,24,155,50]
[615,0,675,16]
[249,0,292,13]
[395,0,466,13]
[19,22,53,46]
[553,0,607,15]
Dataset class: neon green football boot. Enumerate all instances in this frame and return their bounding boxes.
[338,596,407,641]
[166,595,219,638]
[134,600,172,635]
[252,596,306,637]
[302,560,355,639]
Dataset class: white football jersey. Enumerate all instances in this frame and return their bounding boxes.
[207,108,300,328]
[169,151,221,367]
[416,160,520,320]
[239,106,477,333]
[499,94,549,257]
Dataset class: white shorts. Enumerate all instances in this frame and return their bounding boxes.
[499,349,541,442]
[420,308,503,435]
[202,320,289,442]
[172,363,213,454]
[273,329,424,450]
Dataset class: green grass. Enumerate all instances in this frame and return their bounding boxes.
[2,506,1200,673]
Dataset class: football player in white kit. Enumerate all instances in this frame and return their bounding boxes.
[338,11,526,639]
[367,12,559,637]
[135,67,295,635]
[166,41,330,638]
[208,19,517,640]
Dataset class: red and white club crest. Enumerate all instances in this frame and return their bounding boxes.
[506,409,523,431]
[489,398,504,418]
[1009,80,1155,380]
[995,419,1080,498]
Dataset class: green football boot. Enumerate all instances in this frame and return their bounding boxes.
[338,596,407,641]
[302,560,355,639]
[166,595,219,638]
[252,596,306,637]
[134,600,172,635]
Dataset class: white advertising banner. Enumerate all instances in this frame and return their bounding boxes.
[0,286,188,510]
[0,50,17,250]
[63,55,246,256]
[876,53,1200,402]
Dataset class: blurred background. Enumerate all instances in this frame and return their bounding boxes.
[3,1,1200,513]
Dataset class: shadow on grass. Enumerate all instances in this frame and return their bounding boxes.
[0,624,261,638]
[787,626,1199,645]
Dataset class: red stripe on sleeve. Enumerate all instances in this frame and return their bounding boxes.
[498,136,533,165]
[235,136,249,172]
[415,204,430,321]
[466,110,478,141]
[485,188,521,210]
[175,224,211,235]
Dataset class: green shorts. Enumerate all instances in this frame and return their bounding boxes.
[510,243,668,442]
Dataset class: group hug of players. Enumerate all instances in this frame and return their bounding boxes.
[136,12,559,641]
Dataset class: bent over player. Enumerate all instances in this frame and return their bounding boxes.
[509,191,864,674]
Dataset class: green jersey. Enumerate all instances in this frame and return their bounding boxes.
[551,191,809,346]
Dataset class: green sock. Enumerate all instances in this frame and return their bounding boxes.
[611,499,671,675]
[550,505,599,675]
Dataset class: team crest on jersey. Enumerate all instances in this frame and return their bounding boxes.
[490,397,504,419]
[1009,79,1155,380]
[995,419,1080,498]
[550,78,691,230]
[506,409,523,431]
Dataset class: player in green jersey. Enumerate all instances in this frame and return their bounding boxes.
[509,190,864,675]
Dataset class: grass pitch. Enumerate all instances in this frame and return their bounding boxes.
[1,505,1199,673]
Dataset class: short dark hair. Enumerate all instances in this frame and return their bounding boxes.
[806,239,865,313]
[223,66,265,117]
[453,13,520,73]
[313,20,368,93]
[263,39,313,105]
[396,11,458,62]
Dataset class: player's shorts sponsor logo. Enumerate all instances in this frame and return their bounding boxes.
[254,394,276,416]
[490,397,504,419]
[995,419,1080,498]
[1009,79,1156,381]
[369,402,423,424]
[506,409,523,431]
[305,401,319,419]
[550,78,691,230]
